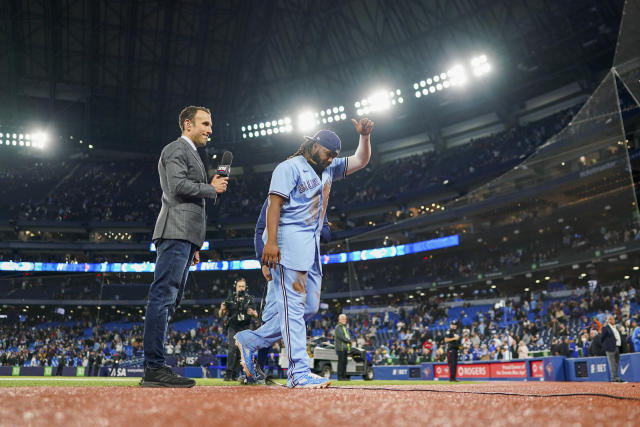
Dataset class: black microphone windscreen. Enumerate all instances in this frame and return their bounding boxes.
[221,151,233,165]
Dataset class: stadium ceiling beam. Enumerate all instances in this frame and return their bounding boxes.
[217,3,252,138]
[3,0,21,125]
[153,0,178,144]
[84,0,100,145]
[44,0,62,122]
[118,0,139,145]
[238,0,502,110]
[186,0,211,106]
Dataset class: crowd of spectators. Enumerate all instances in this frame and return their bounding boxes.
[1,106,577,227]
[319,281,640,365]
[2,280,639,370]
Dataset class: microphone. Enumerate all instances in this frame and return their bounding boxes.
[216,151,233,178]
[214,151,233,206]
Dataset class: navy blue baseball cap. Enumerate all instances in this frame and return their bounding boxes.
[305,130,341,154]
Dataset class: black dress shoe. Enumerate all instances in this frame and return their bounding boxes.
[140,366,196,388]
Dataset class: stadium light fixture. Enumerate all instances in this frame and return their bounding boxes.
[32,131,48,149]
[355,89,402,116]
[241,116,293,139]
[470,54,491,76]
[447,65,468,87]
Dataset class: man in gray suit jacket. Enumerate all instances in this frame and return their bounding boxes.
[140,106,228,388]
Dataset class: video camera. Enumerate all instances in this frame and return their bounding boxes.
[224,290,252,324]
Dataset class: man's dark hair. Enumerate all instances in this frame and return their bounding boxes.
[178,106,211,132]
[288,140,315,160]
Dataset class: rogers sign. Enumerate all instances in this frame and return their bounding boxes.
[457,364,489,378]
[433,364,489,378]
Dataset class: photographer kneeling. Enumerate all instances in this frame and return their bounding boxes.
[218,278,258,381]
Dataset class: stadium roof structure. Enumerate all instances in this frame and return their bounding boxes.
[0,0,624,155]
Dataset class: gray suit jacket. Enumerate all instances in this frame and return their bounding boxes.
[152,137,217,247]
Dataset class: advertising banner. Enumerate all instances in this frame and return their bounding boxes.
[433,363,490,379]
[456,363,490,378]
[530,360,544,378]
[490,362,527,378]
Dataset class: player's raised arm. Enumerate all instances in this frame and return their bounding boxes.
[262,194,286,269]
[346,118,374,175]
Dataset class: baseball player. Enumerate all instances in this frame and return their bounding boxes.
[238,197,331,384]
[235,118,374,388]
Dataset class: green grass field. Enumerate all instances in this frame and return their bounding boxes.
[0,377,467,387]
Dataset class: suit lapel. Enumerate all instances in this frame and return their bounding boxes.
[180,137,207,182]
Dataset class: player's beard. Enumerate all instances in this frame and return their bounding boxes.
[307,151,326,176]
[311,151,328,169]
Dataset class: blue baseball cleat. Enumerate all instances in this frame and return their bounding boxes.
[289,372,331,389]
[235,337,256,378]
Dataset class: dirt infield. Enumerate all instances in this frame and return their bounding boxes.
[2,382,638,427]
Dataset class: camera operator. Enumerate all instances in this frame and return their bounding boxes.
[218,278,258,381]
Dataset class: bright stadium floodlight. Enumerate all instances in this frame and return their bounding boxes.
[447,65,468,87]
[32,131,48,149]
[355,89,402,116]
[471,54,491,76]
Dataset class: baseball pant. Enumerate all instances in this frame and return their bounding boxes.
[235,258,322,354]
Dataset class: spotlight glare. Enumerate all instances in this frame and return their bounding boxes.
[448,64,468,86]
[470,55,491,77]
[32,131,48,149]
[420,80,426,87]
[415,91,421,98]
[413,83,419,90]
[297,111,317,132]
[339,105,344,112]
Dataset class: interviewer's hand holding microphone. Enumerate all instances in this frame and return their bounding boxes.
[192,151,231,266]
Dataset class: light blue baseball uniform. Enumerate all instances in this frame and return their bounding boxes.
[235,199,328,362]
[236,155,346,386]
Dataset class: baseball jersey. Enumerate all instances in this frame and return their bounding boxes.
[255,197,332,260]
[264,155,346,271]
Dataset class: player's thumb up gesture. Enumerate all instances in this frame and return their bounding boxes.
[261,241,281,269]
[351,118,374,136]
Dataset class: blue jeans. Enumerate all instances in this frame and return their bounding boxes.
[143,239,196,369]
